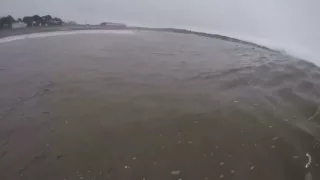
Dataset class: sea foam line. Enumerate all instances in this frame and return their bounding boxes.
[0,30,134,43]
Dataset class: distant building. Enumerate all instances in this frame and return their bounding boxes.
[12,22,27,29]
[66,21,77,25]
[50,20,62,25]
[100,22,126,28]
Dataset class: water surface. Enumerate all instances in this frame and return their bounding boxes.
[0,31,320,180]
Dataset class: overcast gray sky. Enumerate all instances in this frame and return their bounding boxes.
[1,0,319,63]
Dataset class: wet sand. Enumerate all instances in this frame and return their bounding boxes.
[0,30,320,180]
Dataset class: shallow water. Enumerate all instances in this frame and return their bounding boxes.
[0,31,320,180]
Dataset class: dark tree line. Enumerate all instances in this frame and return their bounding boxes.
[0,15,63,29]
[0,15,15,28]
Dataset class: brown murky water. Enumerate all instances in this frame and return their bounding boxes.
[0,31,320,180]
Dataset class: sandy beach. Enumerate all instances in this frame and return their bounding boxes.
[0,28,320,180]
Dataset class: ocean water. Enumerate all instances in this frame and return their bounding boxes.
[0,31,319,180]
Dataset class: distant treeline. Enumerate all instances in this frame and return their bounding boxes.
[0,15,63,29]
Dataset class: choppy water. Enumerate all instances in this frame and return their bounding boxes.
[0,31,320,180]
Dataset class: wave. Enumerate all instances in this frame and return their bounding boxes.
[0,26,318,67]
[178,26,318,66]
[0,30,134,44]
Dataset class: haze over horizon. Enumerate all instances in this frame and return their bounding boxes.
[1,0,319,65]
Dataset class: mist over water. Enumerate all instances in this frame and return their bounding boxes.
[1,0,320,65]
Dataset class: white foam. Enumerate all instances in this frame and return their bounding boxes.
[0,30,134,43]
[306,153,312,168]
[175,26,320,66]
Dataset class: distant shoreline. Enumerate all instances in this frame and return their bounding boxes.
[0,25,128,38]
[0,25,274,51]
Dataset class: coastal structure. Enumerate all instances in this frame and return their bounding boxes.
[12,22,27,29]
[100,22,127,28]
